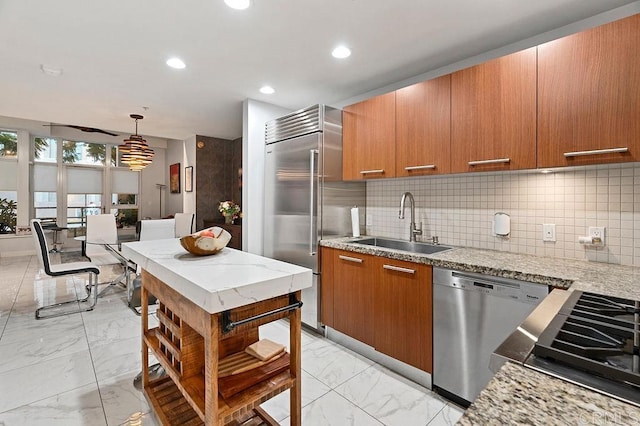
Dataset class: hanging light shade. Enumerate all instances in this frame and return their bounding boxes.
[119,114,154,171]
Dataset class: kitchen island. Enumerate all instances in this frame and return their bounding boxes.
[121,239,312,426]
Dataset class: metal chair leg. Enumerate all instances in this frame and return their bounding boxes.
[36,272,98,320]
[133,363,165,390]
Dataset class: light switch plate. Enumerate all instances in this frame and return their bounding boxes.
[542,223,556,242]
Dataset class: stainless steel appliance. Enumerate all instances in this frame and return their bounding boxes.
[493,289,640,408]
[432,268,549,406]
[263,105,366,332]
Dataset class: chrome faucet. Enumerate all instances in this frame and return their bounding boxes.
[398,192,422,242]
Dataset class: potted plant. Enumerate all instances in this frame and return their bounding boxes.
[0,198,17,234]
[218,200,241,224]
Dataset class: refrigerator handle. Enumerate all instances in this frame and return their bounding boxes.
[309,149,319,256]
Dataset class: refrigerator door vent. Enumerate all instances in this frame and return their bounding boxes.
[265,104,323,143]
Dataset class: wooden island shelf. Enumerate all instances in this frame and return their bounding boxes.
[120,239,311,426]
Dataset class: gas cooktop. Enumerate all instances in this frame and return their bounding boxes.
[492,289,640,408]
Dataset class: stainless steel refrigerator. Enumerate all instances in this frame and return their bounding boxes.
[263,105,366,332]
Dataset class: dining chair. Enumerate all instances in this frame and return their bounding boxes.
[86,214,131,296]
[31,219,101,319]
[129,218,175,315]
[174,213,195,237]
[139,218,176,241]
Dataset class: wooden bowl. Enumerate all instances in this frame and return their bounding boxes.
[180,227,232,256]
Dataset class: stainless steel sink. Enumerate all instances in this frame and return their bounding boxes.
[351,237,453,255]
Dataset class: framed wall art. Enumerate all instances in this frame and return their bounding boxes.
[170,163,180,193]
[185,166,193,192]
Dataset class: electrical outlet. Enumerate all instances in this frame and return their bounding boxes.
[588,226,605,244]
[366,214,372,226]
[542,224,556,242]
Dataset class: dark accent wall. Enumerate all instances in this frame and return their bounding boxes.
[195,135,242,231]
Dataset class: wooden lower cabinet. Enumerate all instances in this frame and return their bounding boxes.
[374,257,432,373]
[321,247,433,373]
[325,248,375,346]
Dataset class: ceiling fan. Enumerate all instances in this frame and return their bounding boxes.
[43,124,119,137]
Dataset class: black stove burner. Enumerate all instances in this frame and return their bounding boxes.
[533,291,640,391]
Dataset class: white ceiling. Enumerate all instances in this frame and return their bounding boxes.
[0,0,638,141]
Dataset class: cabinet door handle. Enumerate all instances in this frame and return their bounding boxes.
[468,158,510,166]
[563,147,628,158]
[360,169,384,174]
[339,255,363,263]
[383,264,415,274]
[404,164,435,171]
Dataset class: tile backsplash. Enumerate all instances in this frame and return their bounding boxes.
[365,163,640,266]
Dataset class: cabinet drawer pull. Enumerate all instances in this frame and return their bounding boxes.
[563,147,628,157]
[468,158,510,166]
[339,255,363,263]
[404,164,435,171]
[360,169,384,175]
[383,264,415,274]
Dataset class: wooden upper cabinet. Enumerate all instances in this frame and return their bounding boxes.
[451,48,537,173]
[396,76,451,177]
[343,92,396,180]
[538,14,640,168]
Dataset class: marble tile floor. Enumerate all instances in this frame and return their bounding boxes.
[0,254,464,426]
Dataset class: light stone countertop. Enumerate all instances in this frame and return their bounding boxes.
[320,236,640,424]
[458,362,640,425]
[121,238,311,314]
[320,237,640,300]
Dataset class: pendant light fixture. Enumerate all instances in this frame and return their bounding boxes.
[119,114,154,171]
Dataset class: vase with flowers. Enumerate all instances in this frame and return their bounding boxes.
[219,200,241,224]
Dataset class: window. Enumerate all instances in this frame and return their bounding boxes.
[0,130,17,158]
[34,192,57,219]
[62,140,106,165]
[1,130,19,233]
[111,168,139,230]
[22,133,142,234]
[34,137,57,162]
[67,194,102,232]
[32,163,57,220]
[0,191,17,234]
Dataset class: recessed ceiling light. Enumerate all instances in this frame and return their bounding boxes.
[225,0,251,10]
[166,58,186,69]
[260,85,275,95]
[40,64,63,77]
[332,45,351,59]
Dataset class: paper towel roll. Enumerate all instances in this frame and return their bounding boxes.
[351,207,360,237]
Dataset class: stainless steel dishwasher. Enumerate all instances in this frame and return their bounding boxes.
[432,267,549,406]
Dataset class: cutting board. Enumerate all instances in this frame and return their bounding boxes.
[218,352,290,399]
[218,350,286,378]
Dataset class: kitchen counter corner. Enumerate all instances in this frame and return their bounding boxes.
[459,362,640,425]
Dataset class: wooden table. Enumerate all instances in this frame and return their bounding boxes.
[121,239,311,425]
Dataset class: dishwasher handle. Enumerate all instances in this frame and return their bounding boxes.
[450,272,516,293]
[433,268,549,303]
